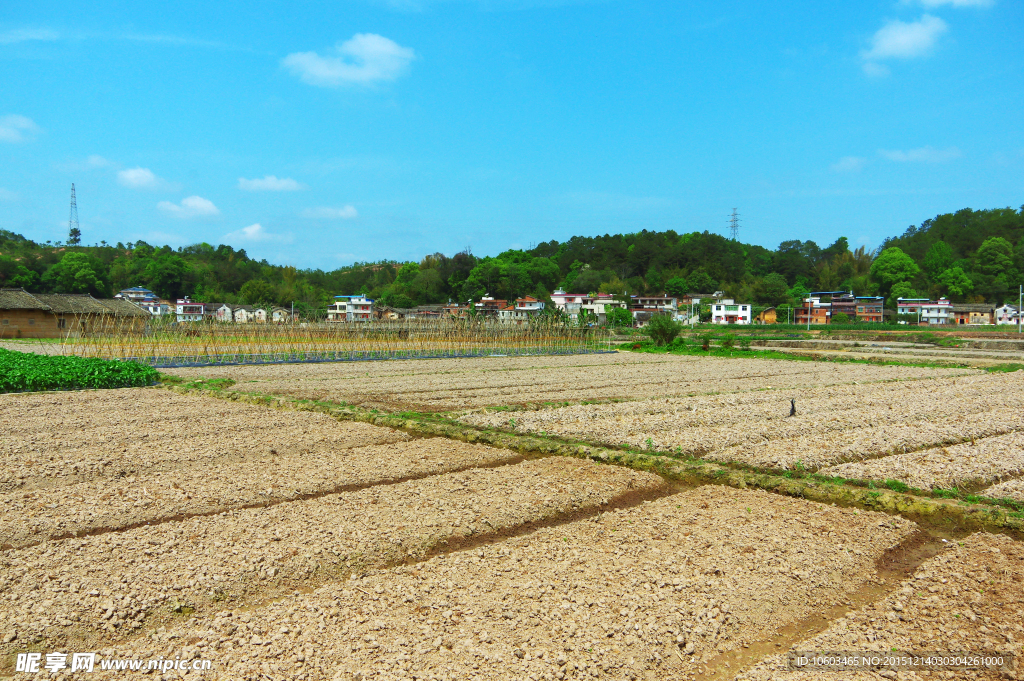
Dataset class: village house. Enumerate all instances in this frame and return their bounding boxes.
[855,297,885,323]
[0,288,149,338]
[919,298,954,325]
[995,304,1020,325]
[710,299,752,325]
[175,297,205,322]
[473,296,507,317]
[755,307,776,324]
[796,296,831,325]
[271,307,295,323]
[212,303,234,322]
[498,296,546,323]
[327,295,374,322]
[952,304,994,325]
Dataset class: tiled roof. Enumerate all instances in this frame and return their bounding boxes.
[32,293,112,314]
[0,288,50,310]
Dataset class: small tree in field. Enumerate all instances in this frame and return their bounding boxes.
[831,312,851,325]
[606,306,633,328]
[646,314,682,346]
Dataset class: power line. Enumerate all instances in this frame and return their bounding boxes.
[728,208,740,241]
[68,183,81,246]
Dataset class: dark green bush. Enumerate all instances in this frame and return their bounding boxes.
[645,314,682,346]
[0,349,159,393]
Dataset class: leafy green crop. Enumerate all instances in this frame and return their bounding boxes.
[0,349,159,393]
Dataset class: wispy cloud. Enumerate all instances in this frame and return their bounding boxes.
[0,114,41,143]
[123,33,239,50]
[282,33,416,87]
[157,196,220,218]
[0,28,59,44]
[238,175,306,191]
[830,156,867,173]
[0,188,17,201]
[301,205,359,219]
[861,15,947,75]
[222,223,290,243]
[118,167,166,189]
[910,0,993,7]
[878,145,962,162]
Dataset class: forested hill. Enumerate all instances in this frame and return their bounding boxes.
[1,205,1022,313]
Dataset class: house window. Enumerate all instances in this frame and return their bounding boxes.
[1,319,8,325]
[28,318,35,325]
[58,318,66,329]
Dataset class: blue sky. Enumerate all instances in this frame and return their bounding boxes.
[1,0,1021,270]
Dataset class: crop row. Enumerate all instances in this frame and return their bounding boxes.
[0,349,158,393]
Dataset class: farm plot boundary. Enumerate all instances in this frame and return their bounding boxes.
[161,383,1024,535]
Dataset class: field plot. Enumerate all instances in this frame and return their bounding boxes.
[164,352,974,411]
[462,371,1024,471]
[0,457,663,660]
[0,389,408,492]
[822,431,1024,494]
[0,437,532,550]
[71,486,915,681]
[735,532,1024,681]
[983,478,1024,503]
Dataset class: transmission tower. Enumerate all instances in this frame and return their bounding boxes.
[68,183,82,246]
[728,208,740,241]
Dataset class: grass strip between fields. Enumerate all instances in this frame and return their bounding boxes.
[161,381,1024,536]
[616,339,1024,372]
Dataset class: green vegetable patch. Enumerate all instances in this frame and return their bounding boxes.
[0,349,159,393]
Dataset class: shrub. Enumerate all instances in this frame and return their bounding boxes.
[606,307,633,328]
[700,334,711,351]
[831,312,851,325]
[720,334,735,350]
[0,349,158,393]
[646,314,682,346]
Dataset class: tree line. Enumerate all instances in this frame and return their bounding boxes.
[1,205,1021,314]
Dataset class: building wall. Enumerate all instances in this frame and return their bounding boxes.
[0,310,62,338]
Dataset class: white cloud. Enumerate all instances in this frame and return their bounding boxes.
[0,28,59,44]
[117,167,165,189]
[238,175,306,191]
[0,188,17,201]
[301,205,359,219]
[222,223,290,243]
[282,33,416,87]
[157,195,220,218]
[85,155,112,168]
[862,14,947,61]
[862,62,891,78]
[0,114,41,143]
[830,156,867,172]
[878,145,962,162]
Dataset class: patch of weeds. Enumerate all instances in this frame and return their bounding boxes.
[645,437,654,451]
[884,479,910,494]
[986,363,1024,373]
[509,418,516,429]
[931,488,959,499]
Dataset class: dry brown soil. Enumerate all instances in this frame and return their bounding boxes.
[163,353,975,411]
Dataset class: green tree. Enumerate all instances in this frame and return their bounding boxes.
[887,281,918,308]
[755,273,789,306]
[42,252,108,296]
[831,312,851,325]
[686,270,718,293]
[870,247,920,287]
[664,277,689,297]
[922,241,955,279]
[645,314,682,346]
[143,253,190,299]
[975,237,1014,276]
[0,256,38,288]
[395,262,420,285]
[937,266,974,297]
[239,279,276,307]
[606,306,633,328]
